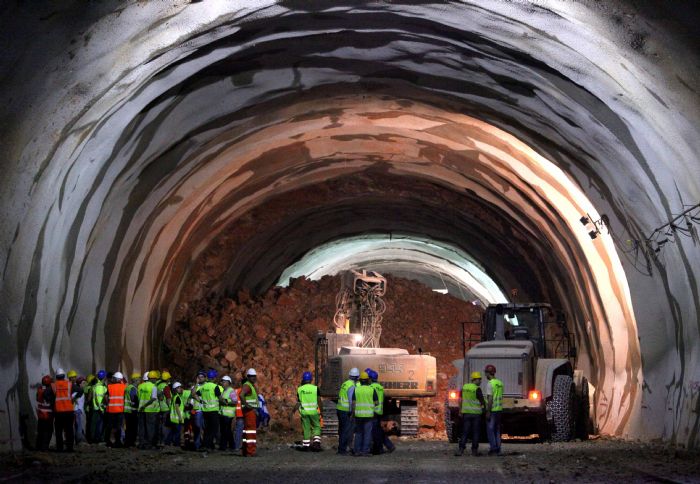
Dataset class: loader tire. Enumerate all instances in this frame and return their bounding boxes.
[548,374,575,442]
[444,399,461,443]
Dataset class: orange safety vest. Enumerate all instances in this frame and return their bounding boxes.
[107,382,126,413]
[235,388,243,418]
[52,380,73,413]
[36,387,53,420]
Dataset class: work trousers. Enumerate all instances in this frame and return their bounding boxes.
[459,414,481,452]
[35,418,53,451]
[54,411,75,451]
[371,415,395,454]
[353,417,373,456]
[74,410,84,444]
[192,411,203,450]
[202,411,219,450]
[486,411,502,453]
[138,412,158,449]
[242,409,257,456]
[124,412,138,447]
[219,416,234,450]
[88,409,104,443]
[337,410,354,454]
[164,422,182,446]
[104,412,124,446]
[300,413,322,449]
[234,416,244,449]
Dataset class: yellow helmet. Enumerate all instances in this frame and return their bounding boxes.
[86,374,96,383]
[130,372,141,381]
[161,371,171,381]
[66,370,78,378]
[471,371,482,380]
[360,371,369,380]
[153,370,161,379]
[148,370,159,380]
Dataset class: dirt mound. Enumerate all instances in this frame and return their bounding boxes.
[163,274,483,436]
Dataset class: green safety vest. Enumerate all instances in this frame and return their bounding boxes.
[461,383,482,415]
[337,379,356,412]
[191,384,202,412]
[200,381,220,412]
[220,387,236,418]
[489,378,504,412]
[370,382,384,415]
[354,384,375,418]
[124,384,136,413]
[157,381,170,412]
[92,382,107,411]
[182,389,192,419]
[297,383,319,416]
[170,393,184,424]
[243,381,258,409]
[137,381,160,413]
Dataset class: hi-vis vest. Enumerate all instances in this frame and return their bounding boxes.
[489,378,504,412]
[107,382,126,413]
[200,381,220,412]
[124,384,136,413]
[337,379,356,412]
[170,393,185,424]
[138,381,160,413]
[92,382,107,411]
[36,387,53,420]
[157,381,169,412]
[461,383,482,415]
[235,388,243,417]
[354,384,375,418]
[370,382,384,415]
[52,380,73,413]
[221,387,236,418]
[297,383,319,416]
[243,381,258,409]
[182,389,192,419]
[192,384,203,412]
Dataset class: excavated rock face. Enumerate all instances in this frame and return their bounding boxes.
[0,2,698,448]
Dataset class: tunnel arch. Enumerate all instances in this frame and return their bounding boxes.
[0,1,698,448]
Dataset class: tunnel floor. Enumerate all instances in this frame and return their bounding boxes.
[4,436,698,483]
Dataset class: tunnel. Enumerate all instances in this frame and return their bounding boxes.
[0,0,698,454]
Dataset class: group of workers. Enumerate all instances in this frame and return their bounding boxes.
[35,367,263,456]
[455,364,503,457]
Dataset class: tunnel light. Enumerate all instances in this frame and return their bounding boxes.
[528,390,541,401]
[353,334,363,344]
[579,216,590,226]
[588,230,599,240]
[433,288,448,294]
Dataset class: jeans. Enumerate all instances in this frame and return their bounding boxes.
[164,422,182,446]
[459,414,481,452]
[74,410,84,444]
[234,417,244,449]
[353,417,373,455]
[193,411,203,450]
[337,410,354,454]
[372,415,395,453]
[486,411,502,453]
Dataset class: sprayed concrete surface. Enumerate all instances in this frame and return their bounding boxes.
[1,437,698,483]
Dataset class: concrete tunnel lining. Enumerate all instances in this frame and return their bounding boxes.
[0,1,698,448]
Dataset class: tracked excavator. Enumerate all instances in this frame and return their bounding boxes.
[314,270,437,435]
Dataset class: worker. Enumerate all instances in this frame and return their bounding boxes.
[165,382,185,446]
[199,368,221,450]
[89,370,107,443]
[352,371,378,457]
[50,368,78,452]
[181,380,194,450]
[293,371,322,452]
[190,370,206,450]
[72,376,86,446]
[83,374,96,443]
[233,378,244,450]
[455,371,486,456]
[35,375,54,451]
[239,368,259,457]
[123,372,140,447]
[137,370,160,449]
[369,370,394,454]
[103,371,126,447]
[484,364,504,456]
[336,367,360,455]
[219,375,236,451]
[157,370,172,445]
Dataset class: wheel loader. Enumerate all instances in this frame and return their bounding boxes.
[445,303,592,442]
[314,270,437,435]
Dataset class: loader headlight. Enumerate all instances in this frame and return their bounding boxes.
[528,390,541,401]
[449,391,458,400]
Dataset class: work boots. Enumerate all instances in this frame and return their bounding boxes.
[454,448,464,456]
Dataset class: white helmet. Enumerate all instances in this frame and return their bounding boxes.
[349,367,360,377]
[222,376,232,382]
[56,368,66,376]
[113,371,124,380]
[246,368,257,377]
[143,372,149,381]
[172,382,182,390]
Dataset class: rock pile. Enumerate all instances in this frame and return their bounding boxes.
[163,274,483,436]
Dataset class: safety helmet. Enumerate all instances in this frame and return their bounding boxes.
[97,370,107,380]
[360,371,369,380]
[484,364,496,374]
[153,370,161,379]
[56,368,66,377]
[113,371,124,380]
[369,370,378,381]
[161,371,171,381]
[302,371,312,382]
[197,369,206,377]
[207,369,218,379]
[365,368,373,374]
[148,370,159,380]
[130,372,141,381]
[172,382,182,390]
[349,367,360,378]
[471,371,482,380]
[87,374,96,384]
[246,368,257,377]
[41,375,52,386]
[143,372,149,381]
[67,370,77,378]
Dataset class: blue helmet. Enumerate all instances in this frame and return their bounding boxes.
[365,368,373,375]
[369,370,378,381]
[207,369,218,379]
[302,371,313,382]
[97,370,106,380]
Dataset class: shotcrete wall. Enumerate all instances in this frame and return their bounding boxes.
[0,1,698,449]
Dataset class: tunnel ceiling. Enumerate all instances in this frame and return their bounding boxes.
[0,1,698,448]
